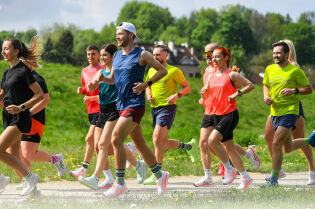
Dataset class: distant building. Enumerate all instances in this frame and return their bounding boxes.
[136,41,201,78]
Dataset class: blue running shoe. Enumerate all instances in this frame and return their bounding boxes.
[308,131,315,147]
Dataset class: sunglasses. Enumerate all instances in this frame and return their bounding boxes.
[205,50,213,56]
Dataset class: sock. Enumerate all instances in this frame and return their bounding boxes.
[82,161,90,169]
[271,169,280,181]
[204,169,212,179]
[223,161,233,170]
[157,163,162,170]
[244,150,251,158]
[150,163,162,178]
[179,142,192,150]
[240,170,250,179]
[116,169,125,185]
[49,155,59,164]
[103,169,114,181]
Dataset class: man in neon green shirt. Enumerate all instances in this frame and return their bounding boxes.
[143,45,197,184]
[263,41,314,187]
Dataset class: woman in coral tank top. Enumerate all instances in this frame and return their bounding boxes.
[207,47,255,191]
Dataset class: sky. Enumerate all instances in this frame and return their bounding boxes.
[0,0,314,32]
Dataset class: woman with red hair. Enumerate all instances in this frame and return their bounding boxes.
[206,47,255,190]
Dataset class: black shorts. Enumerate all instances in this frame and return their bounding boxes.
[88,112,99,126]
[213,109,239,143]
[96,103,119,128]
[3,108,32,133]
[201,114,214,128]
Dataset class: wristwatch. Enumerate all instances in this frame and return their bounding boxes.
[177,92,182,98]
[20,104,26,111]
[237,90,242,96]
[294,88,299,94]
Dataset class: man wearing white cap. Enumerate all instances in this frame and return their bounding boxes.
[87,22,169,198]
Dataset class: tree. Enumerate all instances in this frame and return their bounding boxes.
[42,37,56,63]
[53,30,74,64]
[298,12,315,25]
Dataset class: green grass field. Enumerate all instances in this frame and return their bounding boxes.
[0,61,314,183]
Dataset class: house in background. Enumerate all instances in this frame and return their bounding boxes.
[136,41,201,78]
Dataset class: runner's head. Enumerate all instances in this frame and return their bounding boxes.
[100,44,117,67]
[86,45,100,66]
[272,41,289,65]
[153,45,169,66]
[116,22,140,47]
[204,43,219,65]
[212,47,230,69]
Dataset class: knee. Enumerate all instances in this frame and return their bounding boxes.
[111,133,121,149]
[153,137,164,149]
[199,138,209,151]
[85,135,94,144]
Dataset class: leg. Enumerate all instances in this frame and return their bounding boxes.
[234,144,246,156]
[265,116,275,157]
[208,130,229,163]
[199,127,213,170]
[223,140,245,172]
[94,127,103,155]
[272,127,291,171]
[84,125,96,163]
[153,125,170,164]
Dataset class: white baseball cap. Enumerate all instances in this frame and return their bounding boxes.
[116,22,141,43]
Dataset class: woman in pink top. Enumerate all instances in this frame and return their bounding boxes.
[207,47,255,190]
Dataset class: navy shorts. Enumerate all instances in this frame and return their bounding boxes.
[299,101,305,119]
[201,114,214,128]
[96,103,119,128]
[271,114,298,131]
[152,105,177,130]
[213,109,239,142]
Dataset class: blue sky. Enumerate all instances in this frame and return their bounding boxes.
[0,0,314,32]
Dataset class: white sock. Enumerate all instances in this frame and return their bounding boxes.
[240,170,250,179]
[204,169,212,179]
[244,150,251,158]
[103,169,114,181]
[223,161,233,170]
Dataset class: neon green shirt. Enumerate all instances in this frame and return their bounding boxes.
[146,64,186,108]
[263,63,309,116]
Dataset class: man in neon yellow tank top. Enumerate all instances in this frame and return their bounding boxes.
[263,41,315,187]
[143,45,196,185]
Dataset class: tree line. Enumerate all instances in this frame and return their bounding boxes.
[0,1,314,75]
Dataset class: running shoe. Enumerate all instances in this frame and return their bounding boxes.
[143,174,156,185]
[16,182,24,190]
[78,175,99,190]
[21,172,39,196]
[187,138,199,163]
[103,182,128,198]
[222,168,237,185]
[308,131,315,147]
[265,169,286,181]
[218,163,225,176]
[18,187,42,203]
[262,177,278,188]
[98,179,115,189]
[237,176,253,190]
[156,171,169,196]
[54,153,67,177]
[135,160,146,184]
[307,171,315,185]
[193,176,214,187]
[69,167,86,179]
[246,145,261,169]
[0,175,10,193]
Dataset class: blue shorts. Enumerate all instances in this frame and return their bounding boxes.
[299,101,305,118]
[152,105,177,130]
[271,114,298,131]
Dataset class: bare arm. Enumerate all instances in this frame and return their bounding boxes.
[145,86,154,103]
[228,71,255,101]
[167,80,191,104]
[29,93,50,115]
[0,89,4,101]
[263,85,273,105]
[280,84,312,96]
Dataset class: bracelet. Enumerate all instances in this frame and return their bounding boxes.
[237,90,242,96]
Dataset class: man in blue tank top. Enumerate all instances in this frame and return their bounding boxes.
[89,22,168,198]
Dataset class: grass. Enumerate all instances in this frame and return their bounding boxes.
[0,61,314,182]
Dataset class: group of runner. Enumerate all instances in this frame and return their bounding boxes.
[0,21,314,198]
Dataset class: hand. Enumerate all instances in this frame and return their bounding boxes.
[228,92,238,102]
[200,86,208,95]
[77,87,84,94]
[167,94,179,104]
[86,82,96,93]
[132,82,147,95]
[147,95,154,103]
[264,96,273,105]
[281,88,294,96]
[199,98,204,105]
[6,105,22,114]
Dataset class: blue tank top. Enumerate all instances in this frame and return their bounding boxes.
[113,47,146,110]
[99,68,117,106]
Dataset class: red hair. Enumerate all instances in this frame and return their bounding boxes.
[214,47,231,67]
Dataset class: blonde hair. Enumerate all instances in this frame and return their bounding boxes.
[280,39,297,64]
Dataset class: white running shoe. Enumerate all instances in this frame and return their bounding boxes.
[265,169,286,181]
[98,179,115,189]
[135,160,146,184]
[223,168,237,185]
[103,182,128,198]
[18,188,42,203]
[237,176,253,190]
[0,175,10,193]
[78,175,99,190]
[16,182,24,190]
[307,171,315,185]
[54,153,67,177]
[21,172,39,196]
[69,167,86,179]
[126,142,141,168]
[246,145,261,169]
[193,176,214,187]
[156,171,169,196]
